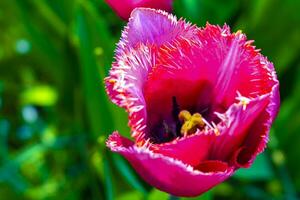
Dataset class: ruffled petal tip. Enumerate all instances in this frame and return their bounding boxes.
[107,132,234,197]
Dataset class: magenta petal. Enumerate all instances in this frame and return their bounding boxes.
[264,61,280,120]
[143,36,221,129]
[152,132,215,167]
[211,55,280,166]
[196,160,230,173]
[234,84,280,167]
[107,9,198,141]
[127,8,177,46]
[107,131,135,148]
[105,0,134,20]
[107,132,234,197]
[105,9,280,196]
[214,36,242,105]
[117,8,197,53]
[105,0,173,20]
[105,44,157,141]
[210,94,270,162]
[143,24,277,124]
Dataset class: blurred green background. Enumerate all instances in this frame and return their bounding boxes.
[0,0,299,199]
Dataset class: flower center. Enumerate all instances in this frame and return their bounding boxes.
[148,97,215,144]
[178,110,205,136]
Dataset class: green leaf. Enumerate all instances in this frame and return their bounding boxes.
[147,189,168,200]
[112,154,148,195]
[75,4,114,137]
[0,144,45,192]
[174,0,238,25]
[30,0,67,37]
[78,1,130,136]
[0,120,9,161]
[20,85,58,106]
[116,191,143,200]
[14,0,64,70]
[104,153,114,200]
[182,191,212,200]
[74,2,129,138]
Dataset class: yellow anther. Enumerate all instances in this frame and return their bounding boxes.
[108,79,116,84]
[238,97,250,110]
[178,110,191,121]
[190,113,205,127]
[236,92,250,111]
[178,110,205,136]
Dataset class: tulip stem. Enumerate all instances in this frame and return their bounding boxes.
[169,195,180,200]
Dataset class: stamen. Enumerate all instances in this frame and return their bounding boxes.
[236,91,250,110]
[178,110,205,136]
[211,121,220,136]
[202,117,214,130]
[202,117,221,136]
[178,110,192,121]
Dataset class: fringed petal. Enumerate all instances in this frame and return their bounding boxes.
[232,74,280,167]
[144,24,277,114]
[213,29,278,108]
[107,132,234,197]
[209,94,270,162]
[105,44,157,141]
[211,55,280,167]
[106,10,280,196]
[117,8,198,55]
[106,9,199,141]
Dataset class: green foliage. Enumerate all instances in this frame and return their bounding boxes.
[0,0,300,199]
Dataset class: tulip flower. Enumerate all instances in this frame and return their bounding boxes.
[105,8,280,197]
[105,0,173,20]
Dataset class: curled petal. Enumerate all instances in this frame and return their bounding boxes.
[107,132,234,197]
[196,160,230,173]
[213,31,278,108]
[105,44,156,141]
[209,93,271,163]
[117,8,198,54]
[234,81,280,167]
[211,53,280,166]
[152,132,215,167]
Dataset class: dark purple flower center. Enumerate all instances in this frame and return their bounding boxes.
[148,96,220,144]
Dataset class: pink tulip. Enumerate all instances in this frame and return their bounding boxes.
[105,8,280,197]
[105,0,173,20]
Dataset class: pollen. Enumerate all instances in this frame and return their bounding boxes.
[178,110,205,136]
